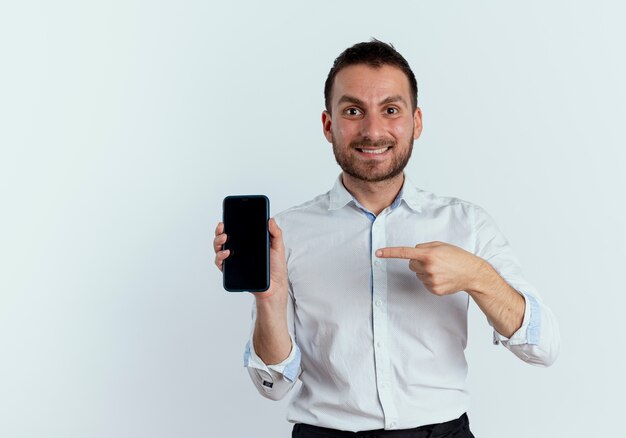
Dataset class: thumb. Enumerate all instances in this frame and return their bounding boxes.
[268,218,285,249]
[414,241,440,248]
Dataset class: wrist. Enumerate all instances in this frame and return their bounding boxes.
[467,259,497,297]
[255,287,288,313]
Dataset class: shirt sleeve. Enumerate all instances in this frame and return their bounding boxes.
[242,285,301,400]
[473,205,560,367]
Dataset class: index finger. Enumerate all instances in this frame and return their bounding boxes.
[376,247,426,260]
[215,221,224,237]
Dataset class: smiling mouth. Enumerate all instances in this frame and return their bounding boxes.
[355,147,391,154]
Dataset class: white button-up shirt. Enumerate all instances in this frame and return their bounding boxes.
[244,173,559,432]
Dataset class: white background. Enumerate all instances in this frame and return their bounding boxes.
[1,1,625,437]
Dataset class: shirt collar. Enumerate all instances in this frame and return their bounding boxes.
[398,174,424,213]
[328,174,354,211]
[328,173,424,213]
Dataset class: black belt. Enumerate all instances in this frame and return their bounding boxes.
[292,413,473,438]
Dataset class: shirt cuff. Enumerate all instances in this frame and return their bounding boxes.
[493,292,541,346]
[243,335,301,382]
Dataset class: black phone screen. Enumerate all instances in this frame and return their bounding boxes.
[222,195,270,292]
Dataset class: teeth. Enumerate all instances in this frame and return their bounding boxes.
[358,147,389,154]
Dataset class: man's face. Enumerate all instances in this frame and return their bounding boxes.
[322,64,422,183]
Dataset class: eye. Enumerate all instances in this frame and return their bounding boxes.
[385,107,399,115]
[344,107,362,116]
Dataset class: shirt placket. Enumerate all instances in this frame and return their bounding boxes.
[370,212,399,429]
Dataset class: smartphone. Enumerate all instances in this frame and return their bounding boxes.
[222,195,270,292]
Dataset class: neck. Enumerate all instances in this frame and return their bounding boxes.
[341,172,405,216]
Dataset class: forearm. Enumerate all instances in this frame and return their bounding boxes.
[245,288,301,401]
[467,260,525,338]
[252,296,292,365]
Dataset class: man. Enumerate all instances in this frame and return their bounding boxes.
[213,40,559,437]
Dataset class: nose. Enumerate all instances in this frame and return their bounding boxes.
[360,113,385,141]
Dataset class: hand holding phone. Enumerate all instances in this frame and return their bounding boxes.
[214,217,289,303]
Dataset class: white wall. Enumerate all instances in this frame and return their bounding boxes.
[1,1,624,437]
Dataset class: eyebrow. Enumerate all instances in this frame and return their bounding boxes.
[380,95,407,106]
[337,94,408,107]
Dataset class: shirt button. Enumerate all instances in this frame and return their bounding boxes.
[375,300,383,307]
[374,260,381,266]
[377,341,383,348]
[390,421,397,428]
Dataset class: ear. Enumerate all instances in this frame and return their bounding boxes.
[413,107,423,140]
[322,110,333,143]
